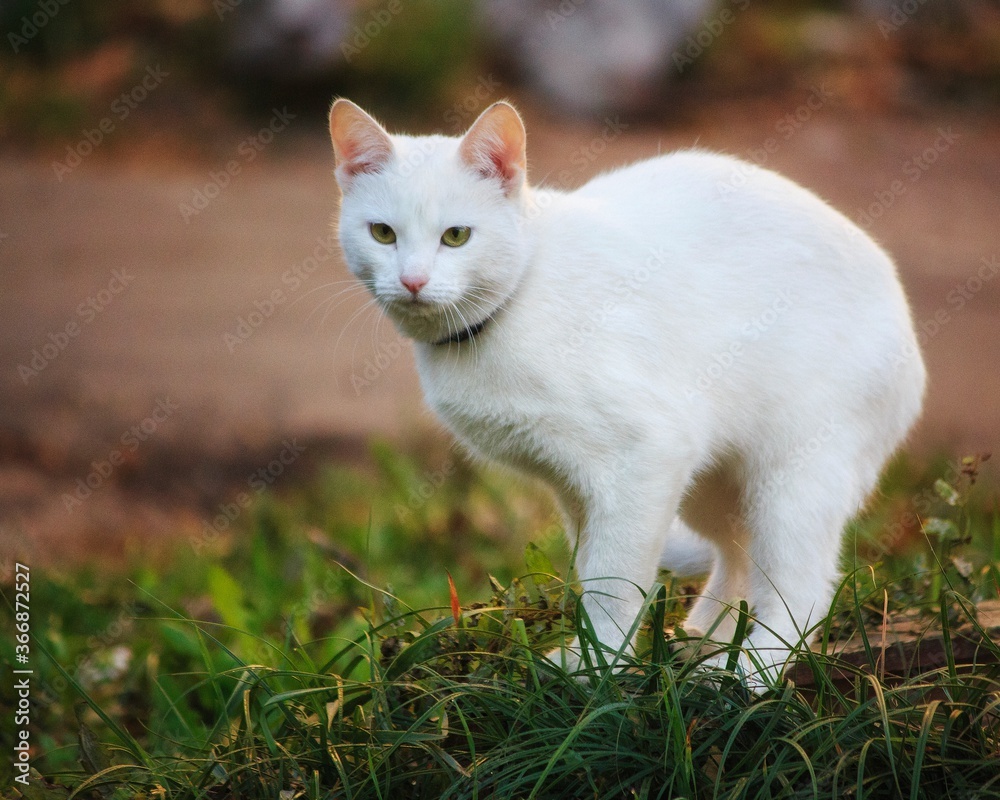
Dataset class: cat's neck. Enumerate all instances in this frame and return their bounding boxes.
[431,314,493,347]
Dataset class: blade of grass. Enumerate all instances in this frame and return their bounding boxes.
[864,674,902,797]
[725,600,751,674]
[939,593,958,683]
[910,699,940,800]
[526,702,631,799]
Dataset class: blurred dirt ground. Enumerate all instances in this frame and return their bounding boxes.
[1,93,999,567]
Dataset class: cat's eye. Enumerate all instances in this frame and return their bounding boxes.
[441,226,471,248]
[369,222,396,245]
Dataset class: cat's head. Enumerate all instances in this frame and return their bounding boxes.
[329,99,529,344]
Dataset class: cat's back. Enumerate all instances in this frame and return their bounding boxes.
[575,148,856,239]
[575,148,736,201]
[564,147,902,300]
[524,147,924,425]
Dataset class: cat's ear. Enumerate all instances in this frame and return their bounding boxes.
[328,99,394,188]
[459,102,527,196]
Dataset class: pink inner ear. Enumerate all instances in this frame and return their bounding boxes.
[489,151,513,182]
[330,101,393,181]
[339,130,391,177]
[459,106,525,192]
[466,133,521,187]
[343,156,383,178]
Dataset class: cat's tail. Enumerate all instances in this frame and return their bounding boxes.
[658,519,715,577]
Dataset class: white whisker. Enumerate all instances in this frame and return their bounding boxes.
[304,285,371,325]
[330,296,380,359]
[289,279,368,308]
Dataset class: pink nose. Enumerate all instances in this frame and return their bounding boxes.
[401,274,428,295]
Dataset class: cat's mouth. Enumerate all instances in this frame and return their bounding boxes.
[383,296,440,316]
[382,293,500,345]
[380,296,453,341]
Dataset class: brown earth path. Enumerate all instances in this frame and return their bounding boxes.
[2,97,999,566]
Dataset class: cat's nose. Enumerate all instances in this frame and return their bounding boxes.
[400,274,428,295]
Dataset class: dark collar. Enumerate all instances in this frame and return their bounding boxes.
[433,314,492,347]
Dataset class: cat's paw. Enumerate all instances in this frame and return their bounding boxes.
[735,650,788,695]
[700,650,784,695]
[669,626,715,662]
[545,638,584,676]
[544,637,634,681]
[671,629,782,696]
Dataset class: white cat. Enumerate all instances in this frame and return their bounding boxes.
[328,99,926,686]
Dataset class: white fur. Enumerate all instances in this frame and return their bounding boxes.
[331,102,926,686]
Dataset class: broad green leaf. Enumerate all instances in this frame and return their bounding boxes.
[207,565,252,632]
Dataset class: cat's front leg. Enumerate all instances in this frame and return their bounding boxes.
[550,466,688,674]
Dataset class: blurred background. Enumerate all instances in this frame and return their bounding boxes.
[1,0,999,567]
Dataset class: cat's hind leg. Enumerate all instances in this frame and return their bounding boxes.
[738,454,866,688]
[680,533,750,649]
[658,517,715,577]
[671,465,750,648]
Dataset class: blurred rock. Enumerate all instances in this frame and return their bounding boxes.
[479,0,717,115]
[223,0,351,77]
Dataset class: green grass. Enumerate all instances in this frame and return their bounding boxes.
[3,447,999,799]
